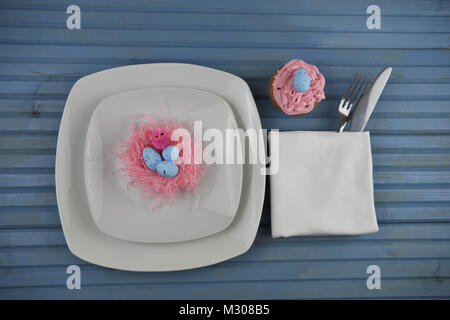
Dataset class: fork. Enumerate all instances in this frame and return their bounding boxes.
[337,73,370,133]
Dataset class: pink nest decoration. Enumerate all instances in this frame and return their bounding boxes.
[116,116,206,206]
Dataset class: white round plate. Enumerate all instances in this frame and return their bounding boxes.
[84,87,243,243]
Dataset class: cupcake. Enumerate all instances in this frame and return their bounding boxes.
[270,59,325,116]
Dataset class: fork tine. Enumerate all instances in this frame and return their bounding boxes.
[343,73,363,109]
[348,75,367,109]
[339,73,359,108]
[343,73,359,100]
[353,78,371,109]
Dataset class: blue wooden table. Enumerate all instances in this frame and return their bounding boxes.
[0,0,449,299]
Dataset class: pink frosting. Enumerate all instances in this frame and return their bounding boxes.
[271,59,325,115]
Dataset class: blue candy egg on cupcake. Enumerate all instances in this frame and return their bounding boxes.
[293,68,310,93]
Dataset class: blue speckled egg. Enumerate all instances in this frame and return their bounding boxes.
[157,161,179,178]
[293,68,310,92]
[142,147,162,170]
[162,145,179,162]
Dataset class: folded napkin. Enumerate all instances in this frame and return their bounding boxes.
[269,131,378,237]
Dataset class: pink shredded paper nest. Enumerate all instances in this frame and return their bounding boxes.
[116,116,206,206]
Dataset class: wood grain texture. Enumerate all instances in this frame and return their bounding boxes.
[0,0,449,299]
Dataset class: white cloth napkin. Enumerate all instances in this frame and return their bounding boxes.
[269,131,378,237]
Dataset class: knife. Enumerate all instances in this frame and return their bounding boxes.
[349,66,392,132]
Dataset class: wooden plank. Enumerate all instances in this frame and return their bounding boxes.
[373,189,450,203]
[370,135,450,150]
[373,205,450,222]
[371,153,450,167]
[1,45,449,66]
[0,118,61,131]
[2,0,449,16]
[0,246,83,267]
[0,192,57,207]
[1,278,449,299]
[0,135,57,150]
[0,155,55,168]
[1,259,448,288]
[0,174,55,186]
[373,171,450,184]
[1,240,449,268]
[1,9,450,32]
[1,224,449,248]
[244,241,450,263]
[0,207,60,227]
[2,27,449,49]
[0,100,66,113]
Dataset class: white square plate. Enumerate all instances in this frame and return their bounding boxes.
[84,87,243,243]
[56,63,265,271]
